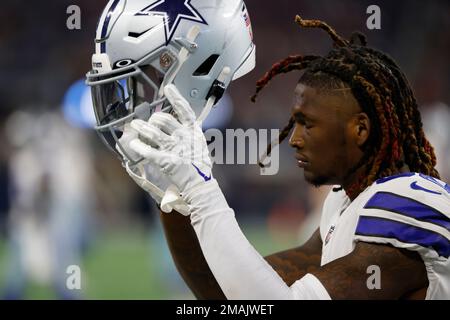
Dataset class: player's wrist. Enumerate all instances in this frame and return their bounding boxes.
[181,178,234,221]
[182,177,220,202]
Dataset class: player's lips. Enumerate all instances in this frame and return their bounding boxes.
[295,153,310,168]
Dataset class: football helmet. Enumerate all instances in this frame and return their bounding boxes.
[86,0,255,163]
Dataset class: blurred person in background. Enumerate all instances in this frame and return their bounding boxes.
[2,110,94,299]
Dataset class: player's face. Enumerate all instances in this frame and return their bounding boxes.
[289,83,364,187]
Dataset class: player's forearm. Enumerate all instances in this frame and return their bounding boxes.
[264,230,322,286]
[185,180,295,299]
[159,210,226,300]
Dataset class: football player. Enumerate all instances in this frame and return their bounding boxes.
[87,1,450,299]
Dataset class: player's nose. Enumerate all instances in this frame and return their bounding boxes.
[289,124,305,149]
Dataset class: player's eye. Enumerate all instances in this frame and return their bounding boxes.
[294,114,306,125]
[297,117,313,129]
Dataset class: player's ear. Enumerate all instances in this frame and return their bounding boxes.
[352,112,370,147]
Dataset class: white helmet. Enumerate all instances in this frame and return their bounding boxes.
[86,0,255,160]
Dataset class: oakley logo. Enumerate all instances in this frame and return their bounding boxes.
[410,181,441,195]
[114,59,133,68]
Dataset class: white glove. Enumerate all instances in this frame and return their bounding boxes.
[117,123,190,215]
[129,84,213,197]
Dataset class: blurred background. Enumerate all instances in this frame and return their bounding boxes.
[0,0,448,299]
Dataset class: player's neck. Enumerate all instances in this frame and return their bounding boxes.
[341,164,367,201]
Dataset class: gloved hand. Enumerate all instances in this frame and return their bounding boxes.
[117,121,190,215]
[129,84,213,199]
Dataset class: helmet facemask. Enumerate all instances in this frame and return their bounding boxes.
[87,47,180,165]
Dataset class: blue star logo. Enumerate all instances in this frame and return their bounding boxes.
[136,0,208,45]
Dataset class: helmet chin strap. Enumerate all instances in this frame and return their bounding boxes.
[159,24,231,125]
[158,25,201,98]
[125,161,190,215]
[197,66,231,125]
[125,162,165,199]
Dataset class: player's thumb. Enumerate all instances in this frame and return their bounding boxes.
[164,84,196,126]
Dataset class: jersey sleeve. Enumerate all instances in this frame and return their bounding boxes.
[353,174,450,261]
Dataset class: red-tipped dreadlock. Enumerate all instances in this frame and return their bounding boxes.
[253,15,440,200]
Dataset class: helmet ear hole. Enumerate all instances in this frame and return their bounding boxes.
[193,54,220,76]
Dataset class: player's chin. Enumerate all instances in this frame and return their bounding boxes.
[303,170,329,188]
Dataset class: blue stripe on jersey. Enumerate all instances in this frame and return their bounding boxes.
[376,172,415,184]
[364,191,450,231]
[356,216,450,258]
[100,0,121,53]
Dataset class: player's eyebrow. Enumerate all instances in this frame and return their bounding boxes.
[292,109,315,123]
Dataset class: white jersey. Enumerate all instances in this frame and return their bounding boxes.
[319,172,450,299]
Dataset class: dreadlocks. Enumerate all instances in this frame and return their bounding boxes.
[253,15,440,200]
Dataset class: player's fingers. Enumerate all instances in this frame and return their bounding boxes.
[148,112,181,135]
[131,119,174,148]
[129,139,167,167]
[116,124,140,160]
[164,84,196,126]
